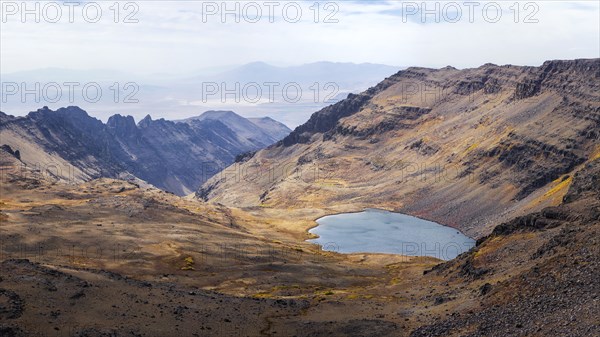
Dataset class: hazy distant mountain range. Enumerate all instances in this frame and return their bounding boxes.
[0,62,402,127]
[0,107,291,195]
[182,61,401,87]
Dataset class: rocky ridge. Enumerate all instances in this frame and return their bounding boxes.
[200,58,600,237]
[0,107,290,195]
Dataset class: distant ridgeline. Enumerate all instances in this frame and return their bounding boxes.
[0,107,291,195]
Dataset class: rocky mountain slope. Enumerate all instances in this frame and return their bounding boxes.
[247,116,293,142]
[0,107,290,195]
[176,110,290,148]
[410,158,600,337]
[199,58,600,238]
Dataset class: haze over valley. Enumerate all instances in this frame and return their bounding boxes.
[1,62,401,127]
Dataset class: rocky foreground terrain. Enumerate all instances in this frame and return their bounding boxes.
[1,143,598,336]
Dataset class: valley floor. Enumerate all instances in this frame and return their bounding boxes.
[1,153,599,336]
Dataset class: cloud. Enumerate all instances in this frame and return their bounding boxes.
[1,0,598,74]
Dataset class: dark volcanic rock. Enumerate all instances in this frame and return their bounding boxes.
[0,144,20,160]
[484,132,586,200]
[0,325,25,337]
[0,107,288,195]
[0,288,24,319]
[299,319,399,337]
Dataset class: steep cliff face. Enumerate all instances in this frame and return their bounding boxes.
[199,59,600,237]
[0,107,289,195]
[106,114,139,140]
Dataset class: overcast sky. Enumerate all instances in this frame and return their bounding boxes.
[1,0,599,75]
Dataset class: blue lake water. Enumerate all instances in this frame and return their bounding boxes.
[308,209,475,260]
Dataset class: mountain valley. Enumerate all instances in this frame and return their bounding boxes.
[1,59,599,336]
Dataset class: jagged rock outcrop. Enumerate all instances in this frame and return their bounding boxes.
[0,145,20,160]
[0,107,290,195]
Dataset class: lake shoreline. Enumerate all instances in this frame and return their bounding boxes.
[306,207,474,240]
[306,208,476,260]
